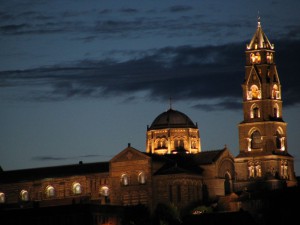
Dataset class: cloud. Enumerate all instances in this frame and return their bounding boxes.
[192,100,242,112]
[1,39,299,110]
[32,154,113,162]
[169,5,193,13]
[32,156,68,161]
[119,8,139,14]
[0,5,244,42]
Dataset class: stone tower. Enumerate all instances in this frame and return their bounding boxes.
[234,19,297,191]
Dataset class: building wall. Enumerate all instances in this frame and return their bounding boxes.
[146,128,201,154]
[109,147,153,209]
[0,173,109,205]
[153,174,203,210]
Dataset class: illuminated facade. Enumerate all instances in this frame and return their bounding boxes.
[0,20,298,224]
[234,19,297,191]
[146,108,201,155]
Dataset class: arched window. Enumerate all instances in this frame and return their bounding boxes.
[251,130,262,149]
[156,138,167,149]
[100,186,109,197]
[272,84,280,99]
[72,183,82,195]
[248,161,262,178]
[100,186,110,204]
[46,185,55,198]
[250,104,260,118]
[174,139,184,150]
[266,52,273,63]
[224,173,231,195]
[20,190,29,201]
[250,85,261,100]
[0,192,5,203]
[276,129,285,151]
[250,52,261,64]
[255,162,262,177]
[248,161,255,178]
[138,172,146,184]
[121,174,129,186]
[254,107,259,118]
[191,140,197,149]
[281,160,288,179]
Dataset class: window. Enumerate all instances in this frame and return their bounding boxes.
[20,190,29,201]
[46,185,55,197]
[224,173,231,195]
[272,84,280,99]
[266,52,273,63]
[281,160,288,179]
[100,186,110,204]
[0,192,5,203]
[250,85,261,99]
[100,186,109,197]
[250,52,261,64]
[156,138,167,149]
[276,129,285,151]
[248,161,262,178]
[255,163,262,177]
[72,183,82,194]
[251,130,262,149]
[248,163,255,178]
[191,140,197,149]
[250,104,260,118]
[174,139,184,150]
[138,172,146,184]
[121,174,129,186]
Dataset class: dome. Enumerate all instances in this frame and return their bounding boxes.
[149,109,197,130]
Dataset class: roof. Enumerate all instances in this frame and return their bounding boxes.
[148,108,197,130]
[190,149,226,165]
[145,149,226,175]
[0,161,109,183]
[247,19,273,50]
[0,148,227,182]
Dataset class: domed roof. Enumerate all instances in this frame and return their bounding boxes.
[149,108,197,130]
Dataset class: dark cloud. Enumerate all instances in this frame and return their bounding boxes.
[0,7,243,41]
[120,8,138,14]
[0,23,29,33]
[32,156,67,161]
[274,39,300,106]
[32,154,112,161]
[169,5,193,13]
[98,9,113,15]
[1,39,299,110]
[192,100,242,112]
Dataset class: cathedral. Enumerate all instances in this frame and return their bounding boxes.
[0,20,298,224]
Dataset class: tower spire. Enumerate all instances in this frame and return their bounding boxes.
[169,97,172,110]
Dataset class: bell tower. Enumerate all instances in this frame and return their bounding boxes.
[234,19,297,191]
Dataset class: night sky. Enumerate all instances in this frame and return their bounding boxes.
[1,0,300,175]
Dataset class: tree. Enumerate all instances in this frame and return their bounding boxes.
[153,203,182,225]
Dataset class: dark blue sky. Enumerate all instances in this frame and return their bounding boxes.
[1,0,300,175]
